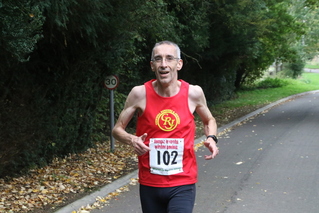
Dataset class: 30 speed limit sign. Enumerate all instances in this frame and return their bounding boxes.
[104,74,119,152]
[104,75,119,90]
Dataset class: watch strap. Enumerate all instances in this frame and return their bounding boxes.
[207,135,218,143]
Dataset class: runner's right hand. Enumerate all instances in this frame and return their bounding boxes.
[131,133,150,156]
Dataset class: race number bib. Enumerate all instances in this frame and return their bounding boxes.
[149,138,184,175]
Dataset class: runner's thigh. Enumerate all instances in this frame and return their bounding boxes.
[168,184,196,213]
[140,184,168,213]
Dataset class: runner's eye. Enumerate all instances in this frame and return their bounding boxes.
[152,56,179,63]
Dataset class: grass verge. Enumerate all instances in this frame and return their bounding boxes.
[305,64,319,69]
[210,72,319,127]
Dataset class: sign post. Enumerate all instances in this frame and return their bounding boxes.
[104,75,119,152]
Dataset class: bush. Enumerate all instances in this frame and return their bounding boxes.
[256,77,289,89]
[287,60,305,79]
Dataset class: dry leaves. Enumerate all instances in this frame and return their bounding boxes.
[0,142,137,213]
[73,181,135,213]
[0,105,260,213]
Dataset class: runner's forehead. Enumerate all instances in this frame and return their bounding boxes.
[153,44,178,57]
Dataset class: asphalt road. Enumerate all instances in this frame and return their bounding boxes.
[62,90,319,213]
[304,68,319,73]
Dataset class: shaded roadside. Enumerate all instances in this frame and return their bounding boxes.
[89,90,319,213]
[57,90,319,213]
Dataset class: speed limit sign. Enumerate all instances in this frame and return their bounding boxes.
[104,75,119,90]
[104,75,119,152]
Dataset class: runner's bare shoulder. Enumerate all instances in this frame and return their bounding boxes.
[127,85,146,111]
[188,84,204,101]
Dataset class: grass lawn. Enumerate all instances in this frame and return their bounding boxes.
[210,72,319,126]
[305,64,319,69]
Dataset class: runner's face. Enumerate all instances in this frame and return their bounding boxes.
[150,44,183,84]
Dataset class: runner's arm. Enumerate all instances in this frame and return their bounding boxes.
[112,86,151,155]
[190,85,219,159]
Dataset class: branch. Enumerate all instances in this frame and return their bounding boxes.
[182,51,202,69]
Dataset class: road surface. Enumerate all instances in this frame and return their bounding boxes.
[70,90,319,213]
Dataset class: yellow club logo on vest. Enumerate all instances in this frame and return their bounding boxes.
[155,109,180,131]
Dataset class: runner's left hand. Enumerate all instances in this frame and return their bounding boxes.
[203,140,219,160]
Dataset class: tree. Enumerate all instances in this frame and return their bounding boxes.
[0,0,152,176]
[1,0,318,177]
[0,0,45,63]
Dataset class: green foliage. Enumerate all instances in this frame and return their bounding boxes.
[91,90,127,143]
[256,77,289,89]
[286,60,305,79]
[0,0,45,62]
[280,46,306,79]
[0,0,114,177]
[1,0,317,177]
[304,0,319,8]
[232,0,306,88]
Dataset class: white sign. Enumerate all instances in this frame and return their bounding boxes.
[104,75,119,90]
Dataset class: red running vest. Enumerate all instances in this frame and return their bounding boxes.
[136,79,197,187]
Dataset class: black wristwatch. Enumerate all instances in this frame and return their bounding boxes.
[207,135,218,143]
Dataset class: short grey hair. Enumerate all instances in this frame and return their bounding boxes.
[151,41,181,60]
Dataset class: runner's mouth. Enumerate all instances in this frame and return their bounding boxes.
[159,70,169,75]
